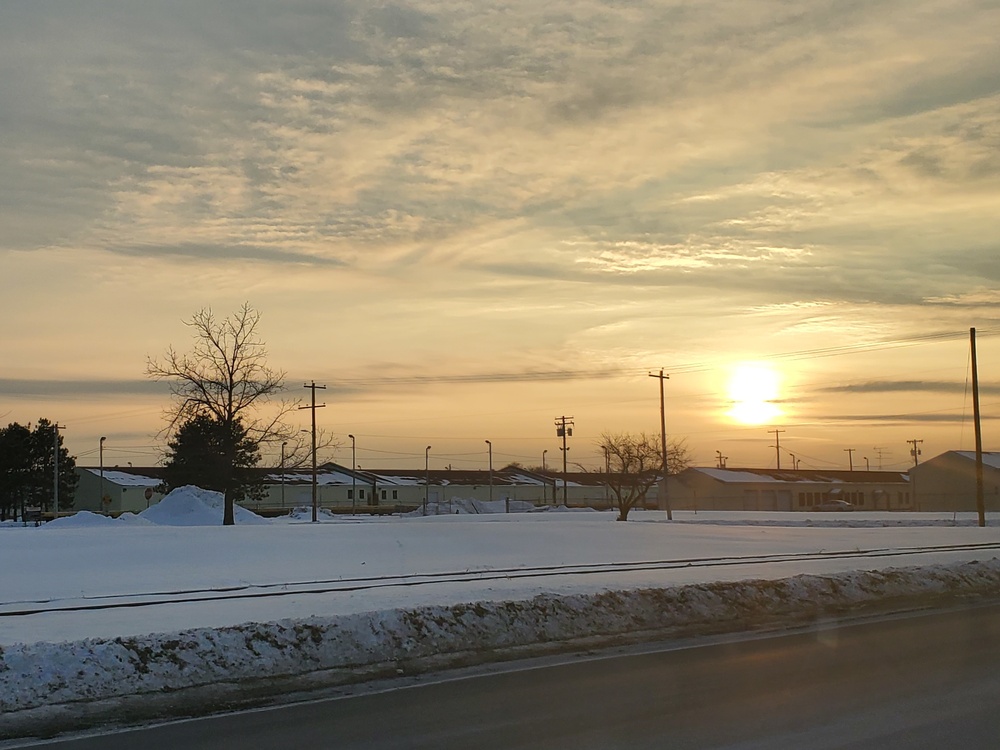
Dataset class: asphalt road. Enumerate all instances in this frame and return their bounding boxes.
[39,603,1000,749]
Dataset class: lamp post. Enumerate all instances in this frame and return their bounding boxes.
[99,437,107,514]
[280,441,288,509]
[424,446,432,515]
[542,449,549,504]
[485,439,493,503]
[863,456,870,471]
[349,434,357,514]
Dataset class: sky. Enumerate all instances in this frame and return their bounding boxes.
[1,0,998,474]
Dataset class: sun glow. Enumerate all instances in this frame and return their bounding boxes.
[726,363,782,425]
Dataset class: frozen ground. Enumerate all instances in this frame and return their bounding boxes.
[2,487,1000,733]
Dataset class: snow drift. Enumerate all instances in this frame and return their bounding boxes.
[3,559,1000,727]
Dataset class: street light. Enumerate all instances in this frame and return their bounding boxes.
[485,439,493,504]
[349,434,357,514]
[863,456,870,471]
[541,449,549,504]
[280,441,288,509]
[99,437,107,514]
[424,446,432,515]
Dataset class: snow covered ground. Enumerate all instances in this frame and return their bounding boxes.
[2,487,1000,733]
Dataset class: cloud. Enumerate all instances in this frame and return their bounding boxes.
[0,379,169,400]
[327,366,636,389]
[820,380,1000,396]
[107,243,347,267]
[817,412,998,424]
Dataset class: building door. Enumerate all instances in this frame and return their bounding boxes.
[776,490,792,511]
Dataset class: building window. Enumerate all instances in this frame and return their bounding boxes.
[347,490,353,500]
[359,489,365,500]
[381,490,387,500]
[392,490,398,500]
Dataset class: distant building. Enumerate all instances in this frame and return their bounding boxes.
[71,463,614,515]
[669,467,911,512]
[909,451,1000,512]
[74,467,165,514]
[76,462,943,516]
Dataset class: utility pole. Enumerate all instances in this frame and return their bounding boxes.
[424,445,432,515]
[716,451,728,469]
[768,428,785,470]
[348,435,356,515]
[649,369,672,520]
[844,448,856,471]
[99,436,107,514]
[971,327,986,527]
[300,381,326,523]
[907,438,923,511]
[52,423,65,517]
[873,447,887,471]
[485,439,496,507]
[555,416,574,505]
[280,441,288,509]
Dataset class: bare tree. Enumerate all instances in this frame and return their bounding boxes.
[599,432,691,521]
[147,303,304,524]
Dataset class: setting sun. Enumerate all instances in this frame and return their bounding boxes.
[727,364,782,425]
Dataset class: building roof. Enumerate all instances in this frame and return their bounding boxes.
[685,467,910,485]
[950,451,1000,470]
[78,467,164,486]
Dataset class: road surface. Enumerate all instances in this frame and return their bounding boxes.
[32,603,1000,749]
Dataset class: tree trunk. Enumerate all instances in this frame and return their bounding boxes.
[223,487,235,526]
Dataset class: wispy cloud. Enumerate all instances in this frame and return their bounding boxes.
[820,380,1000,396]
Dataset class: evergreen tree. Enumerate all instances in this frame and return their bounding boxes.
[163,414,261,506]
[0,419,77,519]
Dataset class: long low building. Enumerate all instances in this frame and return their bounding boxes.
[909,451,1000,512]
[74,462,922,515]
[669,467,912,512]
[72,464,615,514]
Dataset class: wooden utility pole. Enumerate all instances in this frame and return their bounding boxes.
[907,438,923,510]
[972,327,986,527]
[300,381,326,522]
[768,428,785,469]
[555,416,574,505]
[649,369,672,520]
[844,448,855,471]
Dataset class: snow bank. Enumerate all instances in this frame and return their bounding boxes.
[43,511,155,529]
[137,486,269,526]
[3,559,1000,722]
[278,507,344,522]
[407,497,539,515]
